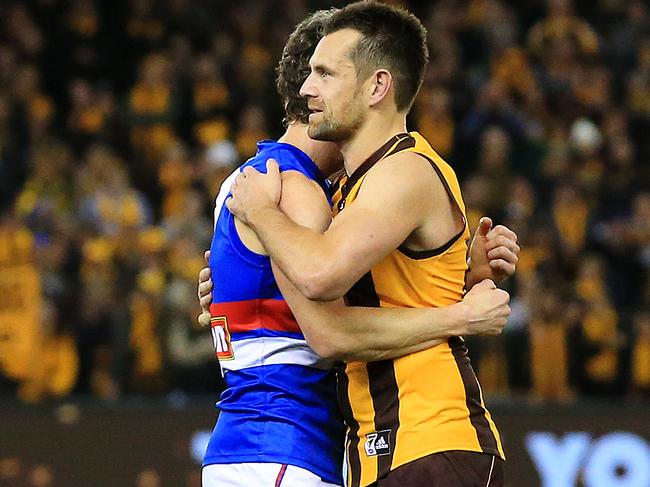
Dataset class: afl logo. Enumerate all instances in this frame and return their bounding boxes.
[210,316,234,360]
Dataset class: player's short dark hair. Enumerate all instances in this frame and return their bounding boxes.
[276,9,336,126]
[324,1,429,112]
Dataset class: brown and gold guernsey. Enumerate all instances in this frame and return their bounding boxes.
[331,132,504,487]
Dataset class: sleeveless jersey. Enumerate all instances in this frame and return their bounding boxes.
[203,140,345,485]
[330,132,504,487]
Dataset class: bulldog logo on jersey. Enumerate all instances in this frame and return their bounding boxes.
[211,316,234,360]
[364,430,391,456]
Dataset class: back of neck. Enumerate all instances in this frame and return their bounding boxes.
[278,123,339,176]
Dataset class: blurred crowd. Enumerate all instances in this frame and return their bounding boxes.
[0,0,648,405]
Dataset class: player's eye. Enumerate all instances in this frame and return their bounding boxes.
[317,68,331,78]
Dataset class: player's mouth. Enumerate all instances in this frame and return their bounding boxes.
[308,104,324,115]
[308,109,323,120]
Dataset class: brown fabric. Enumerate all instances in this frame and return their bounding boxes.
[367,359,400,479]
[449,337,501,455]
[337,365,362,487]
[370,451,504,487]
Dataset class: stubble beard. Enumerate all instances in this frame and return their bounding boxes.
[308,100,364,143]
[308,116,347,142]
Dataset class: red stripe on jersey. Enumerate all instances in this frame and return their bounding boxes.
[210,299,301,334]
[275,464,288,486]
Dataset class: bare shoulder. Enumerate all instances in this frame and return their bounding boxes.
[279,170,331,232]
[359,150,445,205]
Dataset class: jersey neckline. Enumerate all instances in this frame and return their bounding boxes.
[256,140,329,194]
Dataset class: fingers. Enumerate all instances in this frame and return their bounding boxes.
[490,259,516,277]
[484,234,521,254]
[474,278,496,290]
[204,250,210,265]
[476,217,493,237]
[266,158,280,175]
[198,266,213,311]
[486,225,517,243]
[198,311,211,328]
[198,279,213,297]
[241,166,257,177]
[487,246,519,264]
[496,288,511,305]
[240,161,279,177]
[199,292,212,310]
[484,318,508,335]
[463,285,511,336]
[199,266,211,283]
[488,290,511,335]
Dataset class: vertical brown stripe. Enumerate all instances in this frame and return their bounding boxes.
[367,360,400,480]
[337,364,362,487]
[343,271,381,485]
[345,272,401,482]
[449,336,500,454]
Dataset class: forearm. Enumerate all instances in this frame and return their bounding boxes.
[290,297,468,362]
[248,205,339,300]
[328,304,467,361]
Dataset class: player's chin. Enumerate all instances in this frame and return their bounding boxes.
[308,123,343,142]
[307,124,329,141]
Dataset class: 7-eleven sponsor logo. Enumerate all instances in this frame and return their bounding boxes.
[364,430,391,456]
[210,316,234,360]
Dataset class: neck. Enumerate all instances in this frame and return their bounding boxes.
[278,123,339,176]
[339,110,408,175]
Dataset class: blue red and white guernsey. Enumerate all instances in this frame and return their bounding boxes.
[203,140,345,485]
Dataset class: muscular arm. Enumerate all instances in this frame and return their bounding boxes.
[229,153,443,301]
[273,262,464,361]
[269,170,507,362]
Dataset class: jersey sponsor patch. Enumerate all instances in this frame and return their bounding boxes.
[364,430,391,457]
[211,316,234,360]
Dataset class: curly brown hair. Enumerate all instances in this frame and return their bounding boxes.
[276,9,337,126]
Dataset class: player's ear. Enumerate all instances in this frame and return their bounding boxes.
[368,69,392,107]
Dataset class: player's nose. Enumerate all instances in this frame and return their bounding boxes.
[300,72,317,98]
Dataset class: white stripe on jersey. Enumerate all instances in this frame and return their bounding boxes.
[222,336,333,372]
[214,168,240,229]
[202,463,342,487]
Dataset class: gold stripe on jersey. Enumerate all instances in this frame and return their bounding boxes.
[333,132,504,487]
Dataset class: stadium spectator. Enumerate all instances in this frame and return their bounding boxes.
[0,0,647,403]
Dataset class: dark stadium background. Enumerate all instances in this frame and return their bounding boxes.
[0,0,648,486]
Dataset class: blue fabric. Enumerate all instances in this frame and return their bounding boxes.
[209,141,330,304]
[204,141,343,485]
[204,365,344,484]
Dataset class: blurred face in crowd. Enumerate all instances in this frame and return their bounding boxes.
[300,29,367,142]
[480,126,510,171]
[549,0,572,17]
